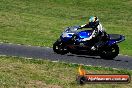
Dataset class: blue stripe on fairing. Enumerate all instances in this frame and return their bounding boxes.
[78,30,92,39]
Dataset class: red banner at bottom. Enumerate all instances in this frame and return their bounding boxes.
[76,74,131,84]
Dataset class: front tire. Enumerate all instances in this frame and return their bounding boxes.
[53,39,68,55]
[100,44,119,59]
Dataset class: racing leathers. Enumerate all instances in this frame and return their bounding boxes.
[79,23,107,50]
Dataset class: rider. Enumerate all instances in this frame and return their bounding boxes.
[79,16,107,50]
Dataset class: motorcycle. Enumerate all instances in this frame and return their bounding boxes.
[53,26,125,59]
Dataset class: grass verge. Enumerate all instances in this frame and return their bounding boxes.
[0,56,131,88]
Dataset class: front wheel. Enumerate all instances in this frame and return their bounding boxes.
[100,44,119,59]
[53,39,68,55]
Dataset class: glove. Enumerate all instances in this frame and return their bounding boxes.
[78,26,82,29]
[81,24,86,28]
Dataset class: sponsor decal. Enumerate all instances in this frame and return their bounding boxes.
[76,65,131,84]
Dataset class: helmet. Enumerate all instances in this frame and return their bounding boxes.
[89,16,99,28]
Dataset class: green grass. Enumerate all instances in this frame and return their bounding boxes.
[0,0,132,55]
[0,56,131,88]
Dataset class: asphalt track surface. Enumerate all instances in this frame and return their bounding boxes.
[0,43,132,70]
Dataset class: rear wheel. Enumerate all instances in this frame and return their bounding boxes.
[100,44,119,59]
[53,39,68,55]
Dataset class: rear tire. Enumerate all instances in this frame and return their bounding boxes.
[53,39,68,55]
[100,44,119,59]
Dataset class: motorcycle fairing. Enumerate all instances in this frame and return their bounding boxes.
[61,32,74,42]
[77,30,92,39]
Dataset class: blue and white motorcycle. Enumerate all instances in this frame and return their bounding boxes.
[53,26,125,59]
